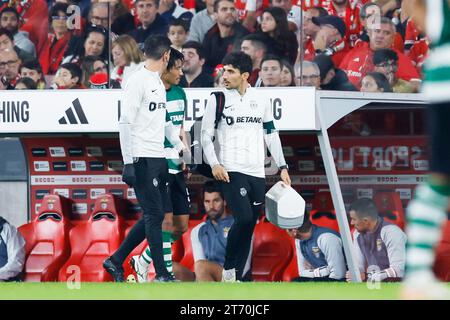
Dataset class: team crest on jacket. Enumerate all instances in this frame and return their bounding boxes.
[312,247,321,258]
[153,178,158,187]
[240,187,247,197]
[223,227,230,238]
[376,239,383,252]
[250,100,257,109]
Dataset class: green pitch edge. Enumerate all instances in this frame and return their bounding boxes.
[0,282,435,300]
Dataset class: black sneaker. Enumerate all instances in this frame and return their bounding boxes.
[103,257,125,282]
[154,274,178,282]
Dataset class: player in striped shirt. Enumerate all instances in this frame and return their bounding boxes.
[130,48,192,282]
[402,0,450,299]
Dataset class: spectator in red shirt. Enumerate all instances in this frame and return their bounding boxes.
[240,33,267,86]
[326,0,361,48]
[355,2,404,51]
[340,17,420,90]
[39,2,72,75]
[312,15,349,66]
[301,6,329,62]
[51,62,84,89]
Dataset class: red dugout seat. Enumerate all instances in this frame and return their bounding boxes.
[178,219,205,272]
[434,219,450,281]
[282,237,299,282]
[310,191,339,233]
[59,194,125,282]
[18,194,72,282]
[252,219,293,281]
[373,192,406,230]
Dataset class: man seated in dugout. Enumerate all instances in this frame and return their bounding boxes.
[347,198,406,282]
[286,212,347,282]
[173,181,252,281]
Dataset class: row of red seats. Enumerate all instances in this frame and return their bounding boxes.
[17,193,296,282]
[18,191,450,282]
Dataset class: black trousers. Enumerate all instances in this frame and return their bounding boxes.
[222,172,265,280]
[112,157,169,277]
[427,102,450,176]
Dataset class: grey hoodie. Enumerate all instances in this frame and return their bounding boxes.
[14,31,36,58]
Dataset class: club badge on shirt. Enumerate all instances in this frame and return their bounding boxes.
[223,227,230,238]
[250,100,258,109]
[240,187,247,197]
[312,246,321,258]
[376,239,383,252]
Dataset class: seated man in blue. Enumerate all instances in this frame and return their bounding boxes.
[287,212,346,281]
[174,181,251,281]
[0,216,25,282]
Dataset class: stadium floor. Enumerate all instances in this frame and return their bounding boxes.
[2,282,449,300]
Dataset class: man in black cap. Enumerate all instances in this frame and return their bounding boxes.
[313,54,356,91]
[311,15,349,67]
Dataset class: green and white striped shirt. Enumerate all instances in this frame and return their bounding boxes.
[423,0,450,101]
[164,85,187,174]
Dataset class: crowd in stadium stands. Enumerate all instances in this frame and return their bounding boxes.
[0,0,427,92]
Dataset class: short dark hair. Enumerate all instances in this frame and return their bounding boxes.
[49,2,69,22]
[242,33,267,53]
[135,0,160,8]
[261,54,282,69]
[373,48,399,66]
[296,212,312,233]
[20,60,43,74]
[144,35,172,60]
[59,63,82,84]
[182,41,205,60]
[222,52,253,74]
[203,180,224,199]
[365,72,392,92]
[169,18,189,33]
[15,77,37,89]
[311,6,329,17]
[0,7,19,20]
[0,27,14,41]
[213,0,234,12]
[349,198,379,220]
[314,54,335,81]
[167,48,184,70]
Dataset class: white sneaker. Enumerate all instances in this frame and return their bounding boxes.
[222,268,237,282]
[401,272,450,300]
[130,255,149,283]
